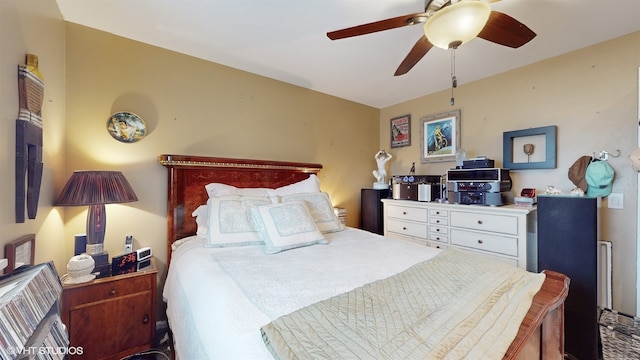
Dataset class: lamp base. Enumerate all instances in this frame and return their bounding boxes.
[90,251,111,278]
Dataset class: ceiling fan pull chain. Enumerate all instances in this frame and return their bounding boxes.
[450,47,457,106]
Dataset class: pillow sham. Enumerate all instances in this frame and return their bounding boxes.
[205,174,321,198]
[250,201,327,254]
[192,205,208,237]
[281,192,344,233]
[205,195,275,247]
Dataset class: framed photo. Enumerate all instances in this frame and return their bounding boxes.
[390,114,411,148]
[502,125,557,170]
[4,234,35,274]
[420,109,461,163]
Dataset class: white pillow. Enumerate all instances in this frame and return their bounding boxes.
[250,202,327,254]
[192,205,208,237]
[205,195,275,247]
[281,192,344,233]
[205,174,321,198]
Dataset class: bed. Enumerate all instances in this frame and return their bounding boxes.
[159,154,569,360]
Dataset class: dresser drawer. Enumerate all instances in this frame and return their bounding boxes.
[450,228,518,256]
[387,205,428,222]
[450,211,518,235]
[429,208,448,217]
[429,217,448,226]
[387,219,427,238]
[426,241,448,250]
[428,232,448,243]
[429,225,449,236]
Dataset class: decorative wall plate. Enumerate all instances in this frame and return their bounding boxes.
[106,111,147,143]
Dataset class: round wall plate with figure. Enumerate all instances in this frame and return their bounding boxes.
[106,111,147,143]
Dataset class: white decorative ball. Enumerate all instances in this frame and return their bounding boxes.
[67,254,95,279]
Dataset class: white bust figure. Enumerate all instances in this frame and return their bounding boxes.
[373,150,392,189]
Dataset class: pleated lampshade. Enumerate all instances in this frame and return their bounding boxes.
[55,171,138,255]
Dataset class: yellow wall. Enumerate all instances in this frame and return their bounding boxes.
[0,0,67,274]
[380,32,640,315]
[63,24,380,285]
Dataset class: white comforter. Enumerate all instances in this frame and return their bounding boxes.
[163,227,442,359]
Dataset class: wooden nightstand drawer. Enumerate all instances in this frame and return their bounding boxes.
[64,275,152,307]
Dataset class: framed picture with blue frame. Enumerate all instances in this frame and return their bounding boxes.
[503,125,557,170]
[420,109,461,163]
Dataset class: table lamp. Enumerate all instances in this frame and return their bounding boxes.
[55,171,138,257]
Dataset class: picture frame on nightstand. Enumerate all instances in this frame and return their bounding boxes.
[4,234,35,274]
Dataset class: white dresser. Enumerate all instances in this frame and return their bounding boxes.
[382,199,537,270]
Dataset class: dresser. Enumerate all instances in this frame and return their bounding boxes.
[537,195,599,360]
[382,199,537,270]
[360,188,389,235]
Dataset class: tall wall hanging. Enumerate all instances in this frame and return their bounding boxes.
[16,54,44,223]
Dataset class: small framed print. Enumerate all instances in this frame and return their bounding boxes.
[420,109,461,163]
[390,114,411,148]
[503,125,557,170]
[4,234,35,274]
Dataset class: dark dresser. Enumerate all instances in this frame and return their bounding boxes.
[537,195,599,360]
[360,188,389,235]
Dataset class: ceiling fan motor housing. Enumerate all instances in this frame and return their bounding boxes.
[423,0,491,49]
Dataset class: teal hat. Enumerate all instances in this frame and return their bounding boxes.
[585,161,614,197]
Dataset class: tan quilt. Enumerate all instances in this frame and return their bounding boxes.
[261,249,545,360]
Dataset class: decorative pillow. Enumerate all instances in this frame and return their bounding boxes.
[281,192,344,233]
[192,205,208,237]
[205,195,275,247]
[205,174,321,198]
[250,202,327,254]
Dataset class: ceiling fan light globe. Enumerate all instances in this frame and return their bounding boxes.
[423,0,491,49]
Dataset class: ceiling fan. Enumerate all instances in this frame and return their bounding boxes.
[327,0,536,76]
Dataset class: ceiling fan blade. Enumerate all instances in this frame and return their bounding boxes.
[477,11,536,48]
[327,12,428,40]
[394,35,433,76]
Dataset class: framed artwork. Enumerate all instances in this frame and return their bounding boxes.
[390,114,411,148]
[420,109,461,163]
[502,125,557,170]
[4,234,35,274]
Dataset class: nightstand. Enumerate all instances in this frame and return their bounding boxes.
[61,258,157,360]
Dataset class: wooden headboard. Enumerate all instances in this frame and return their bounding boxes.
[158,154,323,264]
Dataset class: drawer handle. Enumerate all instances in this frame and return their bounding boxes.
[109,288,117,296]
[436,229,440,232]
[435,220,440,224]
[477,240,484,244]
[143,314,149,324]
[402,211,407,215]
[402,227,407,230]
[436,237,441,241]
[477,220,483,225]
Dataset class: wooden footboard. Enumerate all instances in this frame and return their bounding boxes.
[504,270,570,359]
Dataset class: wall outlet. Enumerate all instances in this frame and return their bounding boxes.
[608,193,623,209]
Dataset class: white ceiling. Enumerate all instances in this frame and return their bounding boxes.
[55,0,640,108]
